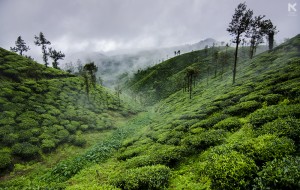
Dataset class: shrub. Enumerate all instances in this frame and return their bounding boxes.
[125,145,186,168]
[191,113,228,129]
[258,117,300,143]
[41,139,56,153]
[12,142,40,160]
[111,165,171,190]
[264,94,283,105]
[254,156,300,190]
[249,104,300,127]
[2,133,19,146]
[157,130,184,145]
[41,114,59,126]
[79,124,89,131]
[17,118,39,130]
[72,136,87,147]
[224,100,261,116]
[236,134,295,164]
[56,129,70,143]
[214,117,242,131]
[183,129,227,150]
[117,145,146,161]
[201,150,257,190]
[150,145,186,167]
[0,150,12,172]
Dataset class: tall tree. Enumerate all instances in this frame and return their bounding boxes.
[261,19,278,51]
[246,15,266,59]
[34,32,51,67]
[212,50,219,77]
[83,62,98,99]
[49,48,65,69]
[184,66,199,99]
[10,36,30,56]
[227,2,253,84]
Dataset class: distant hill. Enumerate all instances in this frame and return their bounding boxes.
[83,38,217,87]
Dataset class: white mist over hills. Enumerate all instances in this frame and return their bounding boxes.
[77,38,217,87]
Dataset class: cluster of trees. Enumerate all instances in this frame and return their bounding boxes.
[227,2,278,84]
[10,32,65,69]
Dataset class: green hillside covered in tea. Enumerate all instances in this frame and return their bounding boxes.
[0,48,137,178]
[1,35,300,189]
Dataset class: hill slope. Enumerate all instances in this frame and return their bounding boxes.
[63,34,299,189]
[0,48,137,176]
[1,35,300,189]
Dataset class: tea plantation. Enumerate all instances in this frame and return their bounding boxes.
[0,34,300,189]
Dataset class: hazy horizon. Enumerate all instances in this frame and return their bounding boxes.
[0,0,299,63]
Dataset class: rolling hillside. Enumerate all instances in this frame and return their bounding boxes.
[0,48,137,179]
[0,34,300,189]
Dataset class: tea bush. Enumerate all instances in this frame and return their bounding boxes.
[191,113,228,129]
[236,134,295,164]
[111,164,171,190]
[214,117,242,131]
[201,150,257,190]
[264,94,283,105]
[224,100,261,116]
[249,104,300,126]
[0,150,12,172]
[183,129,227,151]
[254,156,300,190]
[12,142,40,160]
[258,117,300,143]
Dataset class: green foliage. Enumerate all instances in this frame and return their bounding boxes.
[249,104,300,126]
[201,149,257,190]
[191,113,228,129]
[258,117,300,143]
[41,139,56,153]
[225,100,261,116]
[71,135,87,147]
[264,93,283,105]
[183,129,227,150]
[214,117,242,131]
[111,165,171,190]
[235,134,295,164]
[254,156,300,190]
[0,150,12,172]
[12,142,40,160]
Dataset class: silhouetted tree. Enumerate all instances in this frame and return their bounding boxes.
[34,32,51,67]
[49,48,65,69]
[246,15,266,59]
[219,44,229,79]
[204,45,209,57]
[184,66,199,99]
[115,85,122,107]
[10,36,30,56]
[227,2,253,84]
[82,62,98,100]
[212,50,219,77]
[76,59,83,75]
[65,61,74,74]
[261,19,278,51]
[84,62,98,87]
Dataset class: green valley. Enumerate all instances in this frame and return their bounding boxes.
[1,33,299,189]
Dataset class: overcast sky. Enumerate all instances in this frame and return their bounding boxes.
[0,0,299,63]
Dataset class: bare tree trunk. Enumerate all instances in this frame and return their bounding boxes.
[233,34,240,84]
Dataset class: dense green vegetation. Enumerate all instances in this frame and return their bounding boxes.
[0,48,137,178]
[1,34,299,189]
